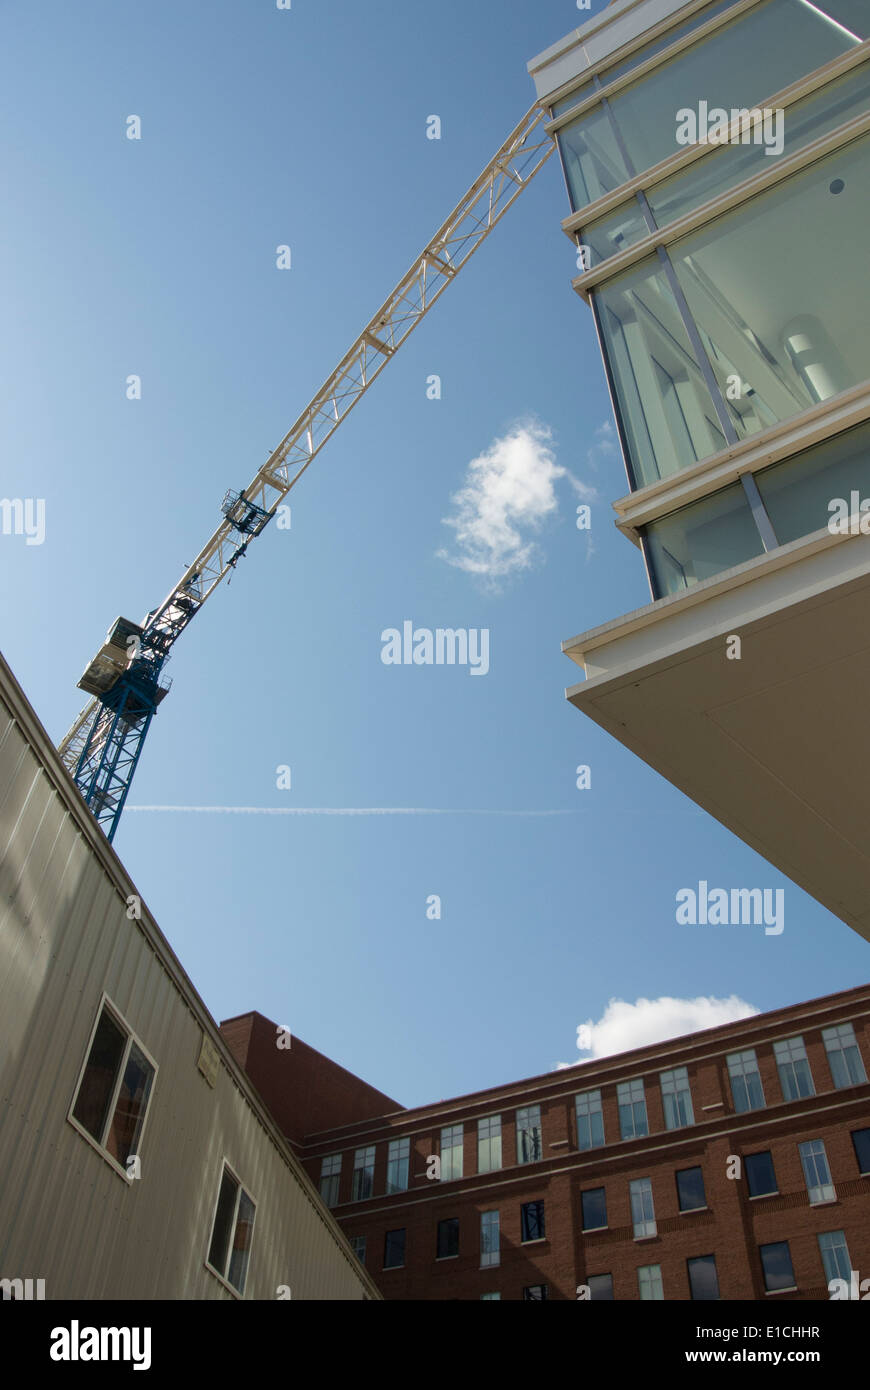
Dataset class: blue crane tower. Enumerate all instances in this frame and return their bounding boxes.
[57,106,554,841]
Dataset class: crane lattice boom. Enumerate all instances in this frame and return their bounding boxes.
[58,103,555,841]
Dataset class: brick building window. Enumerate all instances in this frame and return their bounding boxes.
[851,1127,870,1174]
[818,1230,851,1285]
[384,1229,406,1269]
[630,1177,656,1238]
[521,1200,546,1242]
[799,1139,835,1205]
[480,1210,500,1268]
[587,1274,613,1301]
[618,1078,649,1139]
[676,1166,706,1212]
[440,1124,463,1181]
[759,1240,796,1292]
[516,1105,543,1164]
[687,1254,719,1300]
[386,1137,410,1194]
[436,1218,459,1260]
[638,1264,664,1300]
[575,1088,605,1150]
[523,1284,548,1300]
[480,1292,501,1300]
[206,1163,257,1296]
[727,1049,765,1113]
[352,1146,375,1202]
[773,1036,815,1101]
[70,997,157,1175]
[319,1153,341,1207]
[660,1066,694,1129]
[478,1115,502,1174]
[581,1187,607,1231]
[349,1235,366,1264]
[745,1150,778,1197]
[823,1023,867,1089]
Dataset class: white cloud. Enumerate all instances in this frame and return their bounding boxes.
[556,994,759,1068]
[437,421,592,584]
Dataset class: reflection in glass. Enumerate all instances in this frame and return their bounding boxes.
[643,482,763,597]
[594,257,727,487]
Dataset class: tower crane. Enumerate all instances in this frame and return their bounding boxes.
[58,103,555,842]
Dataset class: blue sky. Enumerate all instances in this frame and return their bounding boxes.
[1,0,866,1110]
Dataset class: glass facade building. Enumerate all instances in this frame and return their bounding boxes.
[544,0,870,600]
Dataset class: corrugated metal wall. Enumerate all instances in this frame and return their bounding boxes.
[0,656,379,1300]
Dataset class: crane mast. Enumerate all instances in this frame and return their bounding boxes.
[58,103,555,842]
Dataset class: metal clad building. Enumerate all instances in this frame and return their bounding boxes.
[0,652,378,1300]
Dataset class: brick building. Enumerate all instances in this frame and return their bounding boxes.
[222,983,870,1300]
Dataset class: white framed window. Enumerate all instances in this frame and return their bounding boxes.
[774,1036,815,1101]
[480,1291,501,1301]
[440,1124,463,1181]
[352,1146,376,1202]
[480,1210,500,1268]
[575,1089,604,1150]
[68,994,157,1181]
[823,1023,867,1089]
[638,1263,664,1300]
[477,1115,502,1174]
[727,1049,765,1112]
[319,1153,341,1207]
[799,1139,835,1205]
[660,1066,694,1129]
[516,1105,542,1164]
[630,1177,656,1239]
[818,1230,850,1285]
[386,1137,410,1194]
[349,1235,366,1264]
[618,1079,648,1139]
[206,1162,257,1296]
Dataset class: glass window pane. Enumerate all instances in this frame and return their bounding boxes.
[72,1008,127,1145]
[437,1218,459,1259]
[594,256,729,488]
[105,1041,155,1167]
[386,1137,410,1194]
[760,1240,795,1291]
[384,1229,405,1269]
[669,132,870,446]
[643,481,763,598]
[649,62,870,232]
[580,198,651,268]
[823,1022,868,1088]
[478,1116,502,1174]
[661,1067,694,1129]
[208,1168,239,1277]
[677,1166,707,1211]
[755,418,870,546]
[227,1188,256,1293]
[576,1090,605,1150]
[638,1263,664,1300]
[852,1128,870,1174]
[558,105,631,211]
[728,1050,766,1113]
[745,1150,778,1196]
[688,1254,720,1300]
[588,1273,614,1301]
[352,1146,375,1202]
[605,0,864,181]
[480,1210,500,1268]
[582,1187,608,1230]
[819,1229,851,1284]
[516,1105,543,1164]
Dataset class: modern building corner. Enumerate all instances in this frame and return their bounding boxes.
[531,0,870,938]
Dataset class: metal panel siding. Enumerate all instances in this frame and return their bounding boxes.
[0,667,378,1300]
